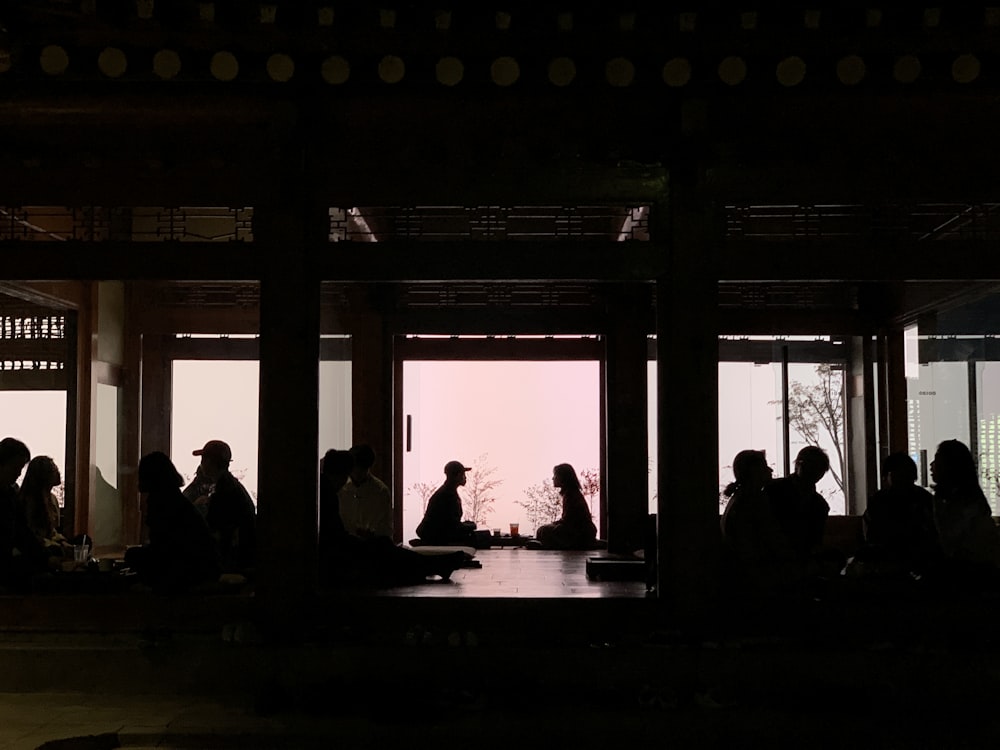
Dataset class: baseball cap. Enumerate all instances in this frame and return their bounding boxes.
[444,460,471,476]
[193,440,232,464]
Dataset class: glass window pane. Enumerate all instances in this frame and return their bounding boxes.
[787,363,847,515]
[171,360,260,502]
[907,361,969,488]
[718,362,784,507]
[402,361,600,540]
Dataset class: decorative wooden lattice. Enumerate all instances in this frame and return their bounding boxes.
[726,204,1000,241]
[329,206,650,242]
[0,207,253,242]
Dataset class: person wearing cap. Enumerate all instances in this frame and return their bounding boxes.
[415,460,477,546]
[189,440,257,574]
[340,444,393,539]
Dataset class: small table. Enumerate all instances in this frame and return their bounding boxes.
[489,534,532,548]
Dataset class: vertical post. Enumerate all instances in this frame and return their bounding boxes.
[255,205,322,625]
[121,285,143,545]
[63,308,79,538]
[968,360,979,461]
[656,191,721,626]
[884,329,908,455]
[351,288,393,536]
[781,344,791,477]
[604,283,651,554]
[847,335,878,515]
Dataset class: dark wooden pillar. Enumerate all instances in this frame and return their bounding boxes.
[350,290,394,538]
[882,329,909,456]
[121,284,143,545]
[255,205,322,622]
[656,192,721,626]
[604,284,651,554]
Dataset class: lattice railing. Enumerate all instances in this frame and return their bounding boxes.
[0,207,253,242]
[725,204,1000,241]
[329,206,650,242]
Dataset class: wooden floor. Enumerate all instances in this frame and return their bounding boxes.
[367,548,648,598]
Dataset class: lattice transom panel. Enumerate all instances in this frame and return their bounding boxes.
[329,206,650,242]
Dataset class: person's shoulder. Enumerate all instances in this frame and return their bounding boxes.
[370,474,390,493]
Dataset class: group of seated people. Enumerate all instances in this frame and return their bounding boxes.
[720,440,1000,598]
[415,460,598,550]
[0,435,258,593]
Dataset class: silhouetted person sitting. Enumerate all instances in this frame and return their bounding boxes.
[320,450,464,585]
[340,444,392,539]
[19,456,71,559]
[189,440,257,574]
[721,450,812,593]
[535,463,597,549]
[0,438,47,589]
[767,446,833,561]
[929,440,1000,585]
[415,460,477,546]
[858,452,940,577]
[125,451,220,593]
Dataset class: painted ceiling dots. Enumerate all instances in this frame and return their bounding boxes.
[40,45,69,76]
[435,11,451,31]
[98,47,127,78]
[718,56,747,86]
[491,56,519,86]
[317,7,334,26]
[153,49,182,80]
[893,55,922,84]
[436,57,463,86]
[548,57,576,86]
[662,58,692,87]
[210,51,239,81]
[321,56,350,85]
[378,55,405,83]
[952,54,981,84]
[606,57,635,87]
[776,56,806,87]
[266,53,294,83]
[836,55,866,86]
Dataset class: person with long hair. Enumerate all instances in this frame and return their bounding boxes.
[124,451,220,592]
[930,439,1000,575]
[722,450,793,589]
[535,463,597,550]
[19,456,69,554]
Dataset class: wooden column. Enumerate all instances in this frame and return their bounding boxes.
[120,284,143,545]
[656,192,721,626]
[604,284,651,554]
[350,290,394,538]
[882,329,909,456]
[255,205,322,622]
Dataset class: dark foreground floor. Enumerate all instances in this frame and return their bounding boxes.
[4,551,1000,748]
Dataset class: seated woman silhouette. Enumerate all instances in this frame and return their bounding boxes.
[19,456,71,558]
[124,452,220,592]
[930,439,1000,582]
[721,449,838,595]
[535,464,597,550]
